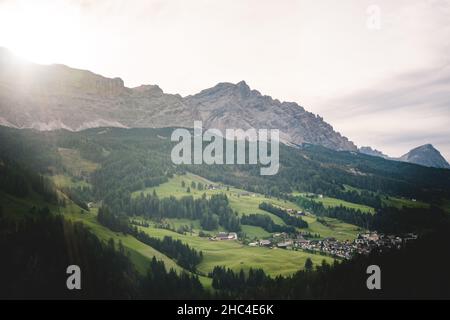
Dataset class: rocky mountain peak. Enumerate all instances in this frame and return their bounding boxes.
[132,84,164,97]
[185,81,357,151]
[399,144,449,169]
[359,146,388,158]
[0,49,357,151]
[236,80,250,90]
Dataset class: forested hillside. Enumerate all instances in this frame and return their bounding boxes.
[1,125,449,299]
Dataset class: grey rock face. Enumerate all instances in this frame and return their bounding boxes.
[398,144,450,169]
[359,146,388,159]
[0,47,356,151]
[185,81,356,151]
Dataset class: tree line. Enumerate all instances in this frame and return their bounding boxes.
[240,214,297,234]
[114,192,241,232]
[133,232,202,272]
[295,195,449,234]
[97,206,203,271]
[0,157,59,204]
[258,202,308,228]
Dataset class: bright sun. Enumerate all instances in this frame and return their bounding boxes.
[0,0,84,65]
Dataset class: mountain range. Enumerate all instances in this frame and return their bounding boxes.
[0,47,448,168]
[0,47,355,151]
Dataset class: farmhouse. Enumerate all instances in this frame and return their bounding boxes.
[212,232,238,241]
[277,240,293,249]
[259,240,272,247]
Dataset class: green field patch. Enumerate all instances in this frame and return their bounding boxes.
[138,224,334,277]
[383,196,430,209]
[133,172,303,226]
[63,208,184,275]
[302,215,362,241]
[318,196,374,213]
[134,173,362,241]
[161,218,270,240]
[241,225,272,239]
[294,192,374,214]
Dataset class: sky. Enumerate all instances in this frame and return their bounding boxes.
[0,0,449,160]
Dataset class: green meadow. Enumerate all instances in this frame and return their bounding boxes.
[292,191,375,214]
[137,224,334,277]
[383,196,430,209]
[134,173,362,241]
[1,167,361,291]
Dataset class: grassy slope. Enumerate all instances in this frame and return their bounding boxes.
[302,215,362,240]
[134,173,362,241]
[383,196,430,209]
[292,191,375,214]
[133,172,288,225]
[0,191,200,281]
[9,190,216,288]
[163,217,272,239]
[1,188,333,284]
[63,207,184,275]
[138,224,334,277]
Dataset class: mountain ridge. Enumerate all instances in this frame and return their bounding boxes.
[0,47,356,151]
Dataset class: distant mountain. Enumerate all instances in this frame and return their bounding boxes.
[359,146,388,159]
[398,144,450,169]
[359,143,449,169]
[0,47,356,151]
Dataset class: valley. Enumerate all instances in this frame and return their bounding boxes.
[60,170,344,280]
[1,125,449,298]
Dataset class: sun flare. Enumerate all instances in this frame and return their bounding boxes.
[0,0,84,65]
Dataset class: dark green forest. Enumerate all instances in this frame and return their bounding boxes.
[2,126,449,209]
[0,209,205,299]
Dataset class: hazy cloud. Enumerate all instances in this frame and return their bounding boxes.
[315,64,450,159]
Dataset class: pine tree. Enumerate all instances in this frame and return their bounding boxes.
[305,257,313,272]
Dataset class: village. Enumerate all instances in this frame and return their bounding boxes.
[194,185,419,260]
[211,230,418,260]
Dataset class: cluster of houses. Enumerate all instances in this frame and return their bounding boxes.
[247,231,418,260]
